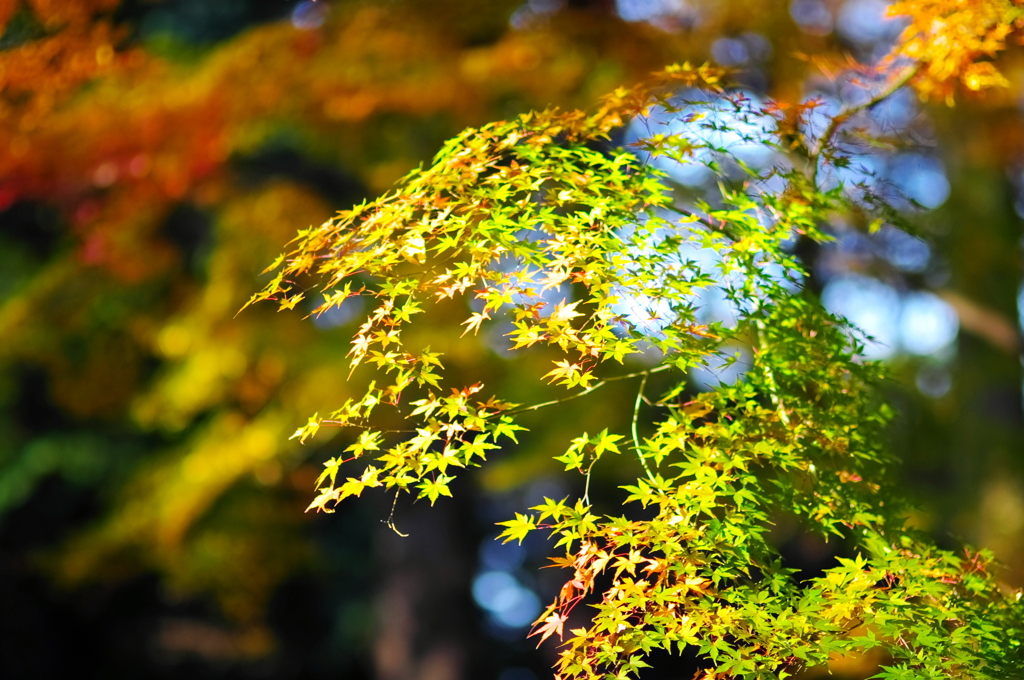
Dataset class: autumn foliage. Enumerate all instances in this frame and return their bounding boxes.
[4,0,1024,678]
[253,1,1024,678]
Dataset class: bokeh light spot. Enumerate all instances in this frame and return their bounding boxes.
[822,274,900,359]
[472,570,541,628]
[711,38,749,66]
[877,226,931,273]
[616,0,698,26]
[292,1,329,31]
[790,0,833,35]
[889,154,950,209]
[916,364,952,398]
[836,0,893,45]
[900,291,958,356]
[480,539,527,572]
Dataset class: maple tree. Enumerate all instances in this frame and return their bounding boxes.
[254,3,1024,679]
[3,0,1024,678]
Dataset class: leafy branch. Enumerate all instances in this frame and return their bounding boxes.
[256,52,1024,680]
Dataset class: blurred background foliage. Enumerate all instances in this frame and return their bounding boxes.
[0,1,1022,679]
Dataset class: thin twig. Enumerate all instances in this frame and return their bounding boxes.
[660,203,739,242]
[384,489,409,537]
[754,317,790,427]
[583,463,593,506]
[321,420,415,434]
[632,372,657,482]
[504,363,673,416]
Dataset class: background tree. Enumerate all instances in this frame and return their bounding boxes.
[1,1,1023,679]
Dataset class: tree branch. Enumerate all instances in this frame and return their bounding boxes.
[810,64,921,186]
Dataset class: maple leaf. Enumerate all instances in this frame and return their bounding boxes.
[348,334,372,363]
[496,513,537,544]
[490,416,526,443]
[345,430,382,458]
[507,321,545,349]
[305,488,339,514]
[529,611,568,647]
[549,299,584,323]
[460,433,499,462]
[290,414,322,443]
[416,474,454,505]
[261,254,285,275]
[315,457,341,489]
[461,311,489,336]
[277,292,305,311]
[531,496,570,522]
[543,359,580,385]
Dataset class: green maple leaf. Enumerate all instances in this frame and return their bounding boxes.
[496,513,537,544]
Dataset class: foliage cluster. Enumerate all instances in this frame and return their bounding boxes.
[253,3,1024,678]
